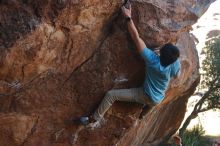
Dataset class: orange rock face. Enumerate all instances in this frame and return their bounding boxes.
[0,0,214,146]
[0,113,38,146]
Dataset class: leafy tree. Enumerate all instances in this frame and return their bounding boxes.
[179,36,220,136]
[180,124,212,146]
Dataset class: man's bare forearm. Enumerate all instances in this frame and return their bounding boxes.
[127,19,139,43]
[127,19,146,52]
[122,5,146,52]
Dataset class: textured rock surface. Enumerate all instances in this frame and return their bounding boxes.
[0,113,38,146]
[0,0,214,146]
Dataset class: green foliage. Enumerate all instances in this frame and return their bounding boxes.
[181,124,212,146]
[200,36,220,109]
[179,36,220,137]
[201,36,220,83]
[202,36,220,87]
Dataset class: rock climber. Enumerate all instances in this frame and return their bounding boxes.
[79,3,181,126]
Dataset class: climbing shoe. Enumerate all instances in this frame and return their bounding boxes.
[79,116,89,125]
[79,116,96,126]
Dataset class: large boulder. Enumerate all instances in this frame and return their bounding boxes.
[0,0,214,146]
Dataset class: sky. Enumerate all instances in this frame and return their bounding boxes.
[191,0,220,53]
[185,0,220,136]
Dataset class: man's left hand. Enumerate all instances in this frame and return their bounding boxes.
[121,4,132,18]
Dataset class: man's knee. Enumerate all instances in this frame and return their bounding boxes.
[105,90,116,103]
[105,90,114,97]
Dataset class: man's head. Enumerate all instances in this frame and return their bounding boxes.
[160,43,180,67]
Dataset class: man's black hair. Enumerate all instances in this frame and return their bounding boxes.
[160,43,180,67]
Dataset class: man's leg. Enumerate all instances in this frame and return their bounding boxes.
[93,87,148,121]
[79,87,152,125]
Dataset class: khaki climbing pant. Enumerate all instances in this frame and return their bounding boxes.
[93,87,154,121]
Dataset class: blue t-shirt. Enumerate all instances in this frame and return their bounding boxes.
[140,47,180,104]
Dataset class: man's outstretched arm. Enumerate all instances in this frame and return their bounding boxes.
[122,5,146,53]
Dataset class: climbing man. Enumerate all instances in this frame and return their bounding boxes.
[79,3,180,126]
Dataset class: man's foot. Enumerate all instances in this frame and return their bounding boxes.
[78,115,106,129]
[139,105,151,119]
[79,115,96,126]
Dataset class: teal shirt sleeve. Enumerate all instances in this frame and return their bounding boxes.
[171,59,181,77]
[140,47,158,65]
